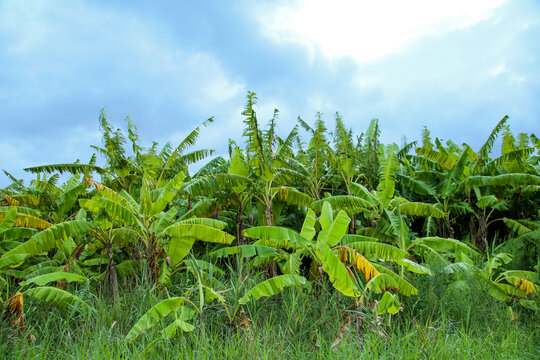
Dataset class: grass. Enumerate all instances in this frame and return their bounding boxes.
[2,267,539,359]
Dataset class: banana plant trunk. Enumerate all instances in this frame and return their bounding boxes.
[265,202,278,278]
[105,247,119,303]
[441,216,454,238]
[144,233,160,284]
[237,214,245,245]
[468,214,477,247]
[476,213,488,253]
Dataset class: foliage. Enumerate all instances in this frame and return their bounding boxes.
[1,94,539,353]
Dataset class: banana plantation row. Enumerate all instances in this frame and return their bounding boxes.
[1,92,539,341]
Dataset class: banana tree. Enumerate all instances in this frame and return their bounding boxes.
[214,201,423,316]
[179,147,253,244]
[81,173,236,286]
[1,205,95,326]
[79,173,186,283]
[442,250,539,310]
[241,93,314,227]
[80,213,140,302]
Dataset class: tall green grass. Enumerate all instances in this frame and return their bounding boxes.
[2,267,539,359]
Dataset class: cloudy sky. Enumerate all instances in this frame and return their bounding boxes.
[1,0,539,186]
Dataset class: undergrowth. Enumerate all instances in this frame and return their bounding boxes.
[2,269,538,360]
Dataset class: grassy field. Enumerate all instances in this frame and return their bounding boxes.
[2,267,539,360]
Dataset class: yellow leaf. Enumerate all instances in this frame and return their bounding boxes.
[337,246,379,282]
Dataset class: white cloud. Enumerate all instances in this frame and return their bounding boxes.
[489,63,507,77]
[486,63,528,84]
[255,0,505,63]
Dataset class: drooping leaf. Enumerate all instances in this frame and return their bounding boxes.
[397,175,436,196]
[245,226,312,248]
[126,297,197,341]
[341,234,380,244]
[239,275,306,304]
[3,221,94,258]
[395,258,432,275]
[371,264,419,296]
[497,283,528,299]
[422,216,437,237]
[179,198,216,220]
[3,194,20,206]
[318,210,350,247]
[176,218,227,230]
[441,262,478,274]
[349,182,377,205]
[415,147,456,169]
[413,237,477,256]
[300,208,317,241]
[501,271,539,297]
[312,196,370,215]
[365,273,400,294]
[503,218,532,236]
[0,207,17,231]
[0,227,38,241]
[165,224,234,245]
[25,286,90,310]
[336,246,379,282]
[469,174,540,187]
[167,237,195,267]
[23,163,106,175]
[0,206,42,217]
[399,202,445,218]
[356,228,396,243]
[0,254,28,270]
[0,211,52,230]
[346,241,408,262]
[316,243,361,298]
[274,187,314,207]
[80,197,142,230]
[21,272,86,286]
[378,291,401,315]
[163,316,196,338]
[55,183,87,220]
[209,245,279,259]
[151,171,186,215]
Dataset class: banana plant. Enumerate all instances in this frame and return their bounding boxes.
[79,175,184,283]
[126,296,199,342]
[1,174,89,226]
[1,207,94,270]
[80,173,236,285]
[125,274,308,343]
[242,93,315,227]
[221,201,424,314]
[274,112,333,201]
[442,250,539,309]
[179,147,253,244]
[236,93,315,276]
[1,206,94,323]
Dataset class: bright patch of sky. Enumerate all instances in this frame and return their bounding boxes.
[256,0,506,63]
[0,0,539,186]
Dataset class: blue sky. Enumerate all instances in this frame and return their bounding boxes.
[1,0,539,186]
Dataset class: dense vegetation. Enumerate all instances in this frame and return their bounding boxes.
[1,92,539,359]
